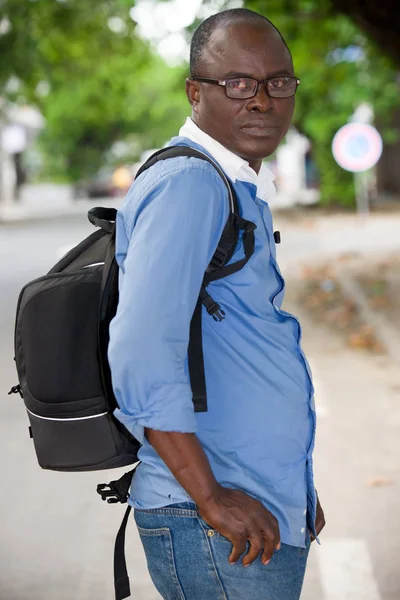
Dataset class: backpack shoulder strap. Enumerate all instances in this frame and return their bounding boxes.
[136,145,238,213]
[136,146,257,277]
[136,146,242,270]
[136,145,256,413]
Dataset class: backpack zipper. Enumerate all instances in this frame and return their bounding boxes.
[8,384,23,398]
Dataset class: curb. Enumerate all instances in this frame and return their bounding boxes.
[334,268,400,364]
[0,200,120,226]
[0,209,91,226]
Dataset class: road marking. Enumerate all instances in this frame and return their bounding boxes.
[316,539,381,600]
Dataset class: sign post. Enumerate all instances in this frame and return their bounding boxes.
[0,124,27,209]
[332,123,383,215]
[354,171,369,215]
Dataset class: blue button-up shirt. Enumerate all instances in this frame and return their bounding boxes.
[108,130,317,548]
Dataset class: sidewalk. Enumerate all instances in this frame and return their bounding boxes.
[274,209,400,275]
[275,208,400,368]
[2,184,400,274]
[0,183,121,224]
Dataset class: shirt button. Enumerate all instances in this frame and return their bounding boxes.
[303,509,307,516]
[300,527,305,534]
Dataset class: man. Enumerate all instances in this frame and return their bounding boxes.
[108,8,325,600]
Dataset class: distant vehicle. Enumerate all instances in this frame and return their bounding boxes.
[74,151,161,200]
[74,166,133,200]
[74,167,118,199]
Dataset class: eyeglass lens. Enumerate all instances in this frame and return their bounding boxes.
[225,77,297,99]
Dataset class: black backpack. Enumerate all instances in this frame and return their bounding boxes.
[9,146,257,599]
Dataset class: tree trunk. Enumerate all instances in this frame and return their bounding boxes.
[377,109,400,199]
[332,0,400,66]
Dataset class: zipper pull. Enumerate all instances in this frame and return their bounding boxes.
[200,289,225,322]
[8,385,23,398]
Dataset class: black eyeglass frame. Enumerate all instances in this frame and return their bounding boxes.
[190,75,300,99]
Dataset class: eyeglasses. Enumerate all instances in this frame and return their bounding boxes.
[190,75,300,99]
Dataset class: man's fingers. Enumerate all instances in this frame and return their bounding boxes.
[242,534,263,567]
[261,532,278,565]
[260,516,280,551]
[228,538,247,564]
[224,505,281,567]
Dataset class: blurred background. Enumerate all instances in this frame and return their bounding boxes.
[0,1,400,599]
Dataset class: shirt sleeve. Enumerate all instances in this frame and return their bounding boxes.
[108,158,230,444]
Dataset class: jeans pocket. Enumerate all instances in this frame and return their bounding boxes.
[136,525,185,600]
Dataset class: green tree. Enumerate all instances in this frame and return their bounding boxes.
[244,0,399,205]
[198,0,399,205]
[2,0,398,199]
[332,0,400,67]
[0,0,189,180]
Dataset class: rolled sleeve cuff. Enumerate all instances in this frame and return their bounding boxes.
[113,383,198,445]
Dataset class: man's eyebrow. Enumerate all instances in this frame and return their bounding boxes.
[223,69,293,79]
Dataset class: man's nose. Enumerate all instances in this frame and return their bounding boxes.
[247,83,272,112]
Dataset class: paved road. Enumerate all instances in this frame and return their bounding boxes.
[1,214,400,599]
[0,215,158,599]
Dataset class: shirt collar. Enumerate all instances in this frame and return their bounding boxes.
[179,117,276,203]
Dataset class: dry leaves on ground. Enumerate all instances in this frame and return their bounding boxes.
[297,265,385,354]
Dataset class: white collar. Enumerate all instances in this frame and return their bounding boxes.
[179,117,276,203]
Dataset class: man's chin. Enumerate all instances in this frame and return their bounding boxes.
[233,133,282,162]
[238,144,279,163]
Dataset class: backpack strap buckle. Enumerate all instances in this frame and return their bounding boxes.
[97,482,125,504]
[97,469,136,504]
[209,247,228,270]
[199,287,225,322]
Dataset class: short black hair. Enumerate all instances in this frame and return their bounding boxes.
[190,8,291,77]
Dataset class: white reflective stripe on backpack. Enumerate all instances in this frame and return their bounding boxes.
[26,408,108,422]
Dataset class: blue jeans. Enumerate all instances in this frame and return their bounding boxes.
[134,502,310,600]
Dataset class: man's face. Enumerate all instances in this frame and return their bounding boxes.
[186,20,296,171]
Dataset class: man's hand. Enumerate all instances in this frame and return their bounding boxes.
[310,495,325,542]
[198,486,280,567]
[145,430,280,567]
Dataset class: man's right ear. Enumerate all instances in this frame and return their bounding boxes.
[186,78,200,112]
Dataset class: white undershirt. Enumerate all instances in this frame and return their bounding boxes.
[179,117,276,203]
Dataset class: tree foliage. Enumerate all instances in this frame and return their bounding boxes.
[0,0,189,179]
[331,0,400,67]
[236,0,399,205]
[1,0,399,203]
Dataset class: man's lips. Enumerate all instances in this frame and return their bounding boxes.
[240,120,280,136]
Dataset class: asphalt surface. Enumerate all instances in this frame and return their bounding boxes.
[1,213,399,600]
